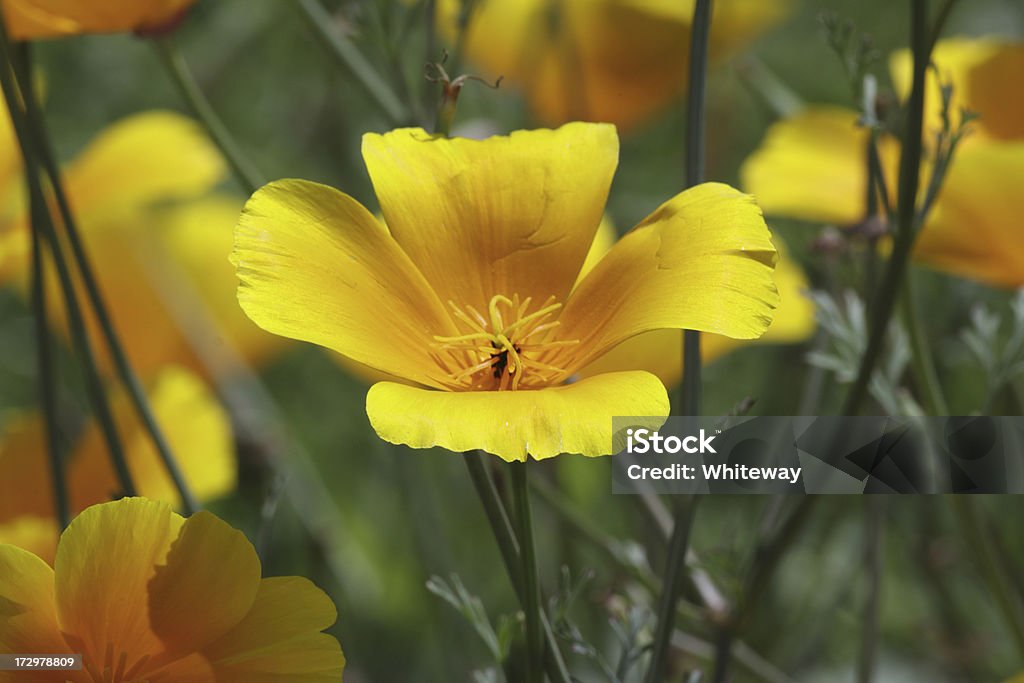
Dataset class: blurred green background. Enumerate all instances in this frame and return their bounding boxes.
[3,0,1024,681]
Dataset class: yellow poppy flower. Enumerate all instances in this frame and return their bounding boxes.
[0,108,285,375]
[577,225,814,386]
[232,123,779,461]
[741,38,1024,288]
[0,366,234,564]
[1,0,196,39]
[438,0,789,130]
[0,497,346,682]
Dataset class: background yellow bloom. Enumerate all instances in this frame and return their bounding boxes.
[0,497,345,682]
[1,0,197,39]
[439,0,789,130]
[0,367,235,563]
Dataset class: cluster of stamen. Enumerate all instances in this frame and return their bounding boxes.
[82,642,154,683]
[432,294,578,391]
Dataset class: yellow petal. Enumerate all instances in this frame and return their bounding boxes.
[0,517,59,567]
[204,577,345,683]
[148,510,261,654]
[67,366,235,511]
[362,124,617,312]
[741,105,900,226]
[914,139,1024,287]
[2,0,197,39]
[54,498,184,666]
[159,196,288,369]
[0,543,71,662]
[63,111,225,224]
[576,215,618,284]
[367,371,669,461]
[560,183,779,372]
[233,179,455,387]
[890,37,1024,141]
[579,236,814,383]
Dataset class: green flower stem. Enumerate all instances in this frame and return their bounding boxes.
[11,40,199,514]
[27,119,68,530]
[857,500,884,683]
[0,35,136,500]
[952,497,1024,658]
[462,453,572,683]
[650,1,713,681]
[511,462,543,683]
[294,0,409,126]
[645,495,700,683]
[900,275,949,414]
[153,36,263,196]
[842,0,930,416]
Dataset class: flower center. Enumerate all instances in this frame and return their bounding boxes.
[81,642,153,683]
[432,294,578,391]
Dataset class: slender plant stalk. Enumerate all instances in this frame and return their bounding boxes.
[0,36,136,499]
[153,37,263,195]
[294,0,408,125]
[28,144,69,530]
[463,453,572,683]
[646,495,700,683]
[511,463,543,683]
[648,2,713,681]
[842,0,930,415]
[900,276,949,414]
[10,40,199,513]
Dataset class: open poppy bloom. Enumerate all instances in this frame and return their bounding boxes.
[741,37,1024,288]
[0,367,235,564]
[233,123,779,461]
[437,0,789,131]
[1,0,196,39]
[0,497,346,682]
[0,108,285,376]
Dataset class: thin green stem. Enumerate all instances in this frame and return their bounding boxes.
[511,462,543,683]
[153,36,263,195]
[651,1,712,680]
[462,453,572,683]
[294,0,409,126]
[900,276,949,414]
[27,132,68,530]
[842,0,930,416]
[645,495,700,683]
[0,34,135,499]
[13,40,199,514]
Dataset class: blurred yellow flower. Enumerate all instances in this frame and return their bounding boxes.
[577,225,814,385]
[439,0,789,130]
[233,123,779,461]
[1,0,196,39]
[741,37,1024,288]
[0,497,346,682]
[0,366,235,564]
[0,108,285,375]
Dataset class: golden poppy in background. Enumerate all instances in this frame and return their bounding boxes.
[0,108,286,377]
[0,497,346,682]
[0,366,235,564]
[577,221,814,385]
[741,37,1024,288]
[438,0,789,131]
[1,0,196,39]
[233,123,779,462]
